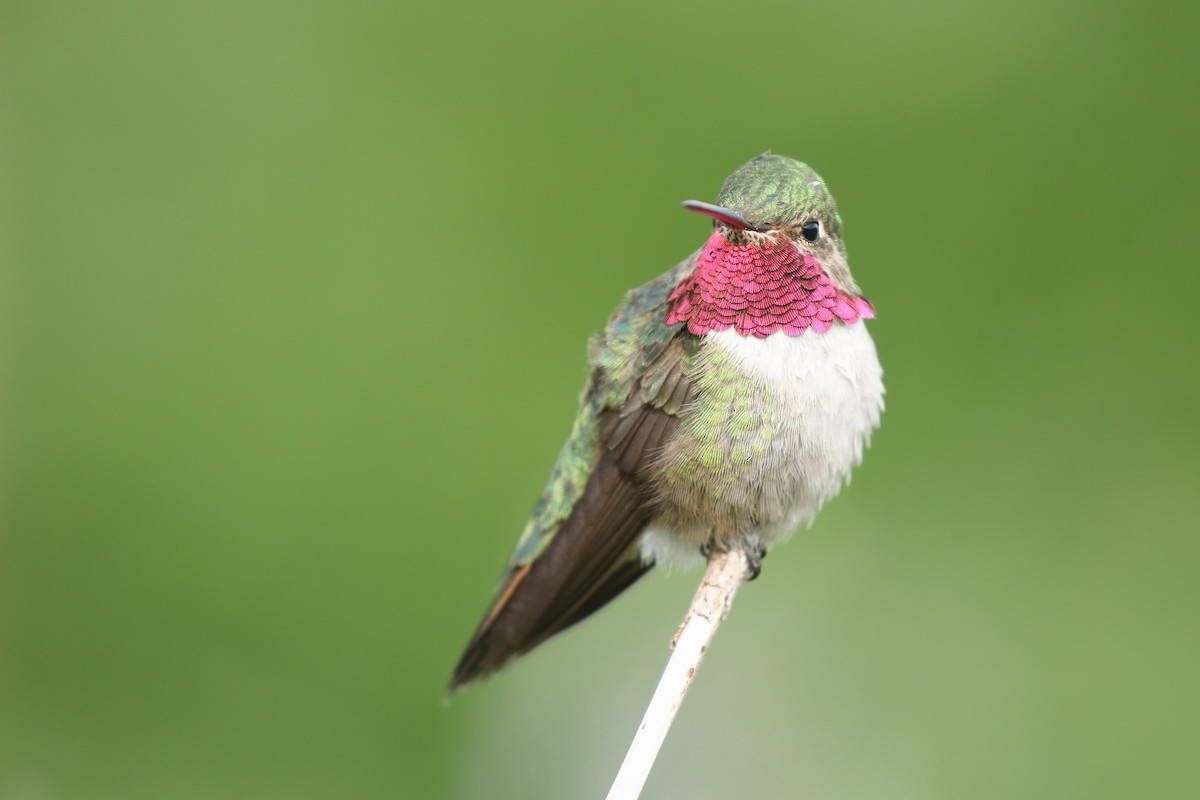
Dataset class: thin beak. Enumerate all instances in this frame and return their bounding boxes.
[681,200,772,232]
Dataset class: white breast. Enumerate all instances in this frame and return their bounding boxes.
[712,321,884,529]
[713,322,883,430]
[639,322,884,567]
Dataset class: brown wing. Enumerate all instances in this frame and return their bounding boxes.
[448,340,698,691]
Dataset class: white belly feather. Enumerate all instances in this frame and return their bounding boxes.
[639,323,884,567]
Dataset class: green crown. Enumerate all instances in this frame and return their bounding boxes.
[716,153,839,228]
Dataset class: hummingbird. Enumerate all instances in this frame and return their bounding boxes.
[449,153,883,691]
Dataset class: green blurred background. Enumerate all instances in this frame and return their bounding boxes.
[3,0,1198,797]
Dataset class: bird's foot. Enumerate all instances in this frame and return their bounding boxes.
[700,540,767,580]
[742,542,767,581]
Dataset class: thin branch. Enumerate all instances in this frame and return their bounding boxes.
[606,548,749,800]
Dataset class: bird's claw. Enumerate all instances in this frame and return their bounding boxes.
[742,543,767,581]
[700,541,767,580]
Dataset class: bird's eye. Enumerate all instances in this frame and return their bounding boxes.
[800,220,821,243]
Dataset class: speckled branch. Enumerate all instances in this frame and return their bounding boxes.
[606,548,749,800]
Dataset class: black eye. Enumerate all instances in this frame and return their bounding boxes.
[801,220,821,243]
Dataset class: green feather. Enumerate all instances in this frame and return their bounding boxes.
[716,153,841,232]
[509,255,695,567]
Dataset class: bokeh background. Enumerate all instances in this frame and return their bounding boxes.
[3,0,1198,797]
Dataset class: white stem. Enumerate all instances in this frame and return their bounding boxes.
[606,548,749,800]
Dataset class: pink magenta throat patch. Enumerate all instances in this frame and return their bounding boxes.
[665,232,875,338]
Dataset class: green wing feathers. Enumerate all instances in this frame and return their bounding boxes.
[449,254,700,691]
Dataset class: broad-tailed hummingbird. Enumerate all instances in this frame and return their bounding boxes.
[450,153,884,690]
